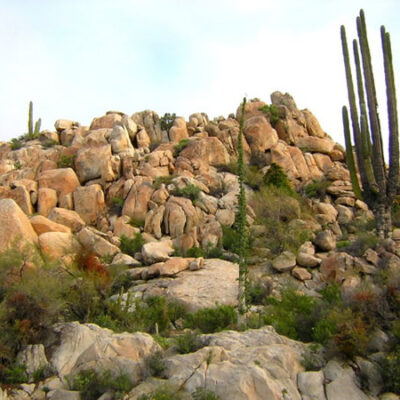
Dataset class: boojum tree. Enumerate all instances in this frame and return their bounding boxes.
[341,9,398,238]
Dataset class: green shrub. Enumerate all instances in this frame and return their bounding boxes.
[263,163,295,196]
[160,113,176,132]
[175,330,201,354]
[303,178,330,199]
[247,281,271,305]
[175,184,201,201]
[341,232,379,257]
[174,138,189,156]
[153,175,173,190]
[192,387,221,400]
[68,368,132,400]
[259,104,280,126]
[57,155,75,169]
[111,197,124,208]
[381,345,400,394]
[146,350,166,377]
[186,247,205,258]
[138,385,182,400]
[185,304,237,333]
[120,233,145,256]
[14,161,22,170]
[128,217,145,228]
[0,363,28,384]
[10,138,23,150]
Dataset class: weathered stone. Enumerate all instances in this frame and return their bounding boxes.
[314,230,336,251]
[0,199,38,249]
[244,116,279,156]
[109,125,134,155]
[303,109,325,138]
[315,202,338,224]
[77,227,120,257]
[292,267,312,281]
[145,257,190,278]
[30,215,71,235]
[141,239,174,265]
[180,137,230,167]
[144,205,165,239]
[16,344,49,382]
[48,208,85,232]
[7,185,33,215]
[113,215,140,237]
[47,389,81,400]
[297,370,325,400]
[39,232,82,259]
[111,253,141,267]
[336,204,354,224]
[131,110,162,144]
[90,113,122,130]
[37,187,58,216]
[73,184,105,224]
[55,119,79,132]
[297,136,335,154]
[320,252,354,283]
[169,117,189,143]
[164,196,198,238]
[272,251,296,272]
[122,180,154,222]
[38,168,80,199]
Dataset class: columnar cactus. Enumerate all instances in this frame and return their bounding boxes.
[341,10,399,238]
[27,101,41,139]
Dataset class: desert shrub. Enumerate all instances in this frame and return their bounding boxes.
[320,283,342,305]
[263,288,318,342]
[185,304,237,333]
[0,363,28,384]
[340,232,379,257]
[153,175,173,190]
[160,112,176,132]
[10,138,23,150]
[174,138,189,156]
[259,104,280,126]
[175,184,201,201]
[146,350,166,377]
[192,387,221,400]
[392,202,400,228]
[247,281,271,305]
[244,165,264,190]
[381,345,400,394]
[263,163,295,196]
[186,247,205,258]
[68,368,132,400]
[138,385,183,400]
[120,233,145,256]
[13,161,22,170]
[128,217,145,228]
[303,178,331,200]
[57,154,75,169]
[175,330,202,354]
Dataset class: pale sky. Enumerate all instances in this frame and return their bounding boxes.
[0,0,399,148]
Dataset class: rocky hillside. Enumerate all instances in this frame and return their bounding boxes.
[0,92,399,400]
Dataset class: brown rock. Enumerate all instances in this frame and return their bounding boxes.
[292,267,312,281]
[113,215,140,237]
[314,230,336,251]
[109,125,134,155]
[8,186,33,215]
[145,257,190,278]
[313,153,333,172]
[38,232,82,259]
[73,184,105,224]
[30,215,71,235]
[122,180,154,222]
[272,251,296,272]
[164,196,198,238]
[77,227,119,257]
[320,252,354,283]
[48,208,85,232]
[54,119,79,132]
[270,142,299,179]
[136,128,151,148]
[141,239,174,264]
[0,199,38,249]
[169,117,189,143]
[37,188,58,216]
[90,113,122,130]
[244,116,279,156]
[303,109,325,138]
[144,205,165,239]
[297,137,335,154]
[180,137,230,167]
[38,168,81,200]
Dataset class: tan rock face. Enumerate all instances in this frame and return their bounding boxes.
[109,125,134,155]
[38,232,82,259]
[37,188,58,216]
[180,137,230,167]
[48,208,85,232]
[296,136,335,154]
[0,199,38,249]
[54,119,79,132]
[244,116,279,156]
[169,117,189,143]
[30,215,71,235]
[7,186,33,215]
[73,184,105,224]
[77,227,119,257]
[303,109,325,138]
[141,239,174,264]
[122,180,154,222]
[38,168,81,200]
[164,196,198,238]
[75,144,113,183]
[90,113,122,130]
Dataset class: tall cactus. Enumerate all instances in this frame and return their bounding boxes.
[341,10,399,238]
[27,101,41,139]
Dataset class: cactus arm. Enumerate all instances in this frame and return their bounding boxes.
[28,101,33,136]
[34,118,41,136]
[357,11,386,194]
[342,106,363,199]
[382,27,399,204]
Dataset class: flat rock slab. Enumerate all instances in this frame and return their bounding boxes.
[135,259,238,312]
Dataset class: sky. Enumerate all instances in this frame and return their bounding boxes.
[0,0,399,148]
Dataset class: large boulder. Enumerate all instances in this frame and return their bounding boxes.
[244,116,279,157]
[38,232,82,259]
[37,187,58,216]
[49,321,160,385]
[30,215,71,235]
[141,239,174,265]
[122,180,154,222]
[179,137,230,167]
[77,227,119,258]
[38,168,80,201]
[169,117,189,143]
[73,184,105,225]
[48,208,85,232]
[0,199,38,249]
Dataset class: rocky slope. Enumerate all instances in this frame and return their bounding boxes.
[0,92,399,399]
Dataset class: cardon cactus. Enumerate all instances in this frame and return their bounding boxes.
[341,9,398,238]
